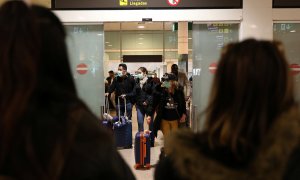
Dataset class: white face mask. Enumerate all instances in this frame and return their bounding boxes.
[117,70,123,77]
[138,73,145,80]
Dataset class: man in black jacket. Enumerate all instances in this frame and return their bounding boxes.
[106,64,135,121]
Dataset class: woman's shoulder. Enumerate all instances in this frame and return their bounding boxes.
[161,130,245,179]
[63,108,135,179]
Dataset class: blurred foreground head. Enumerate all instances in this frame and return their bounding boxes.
[0,1,81,178]
[204,39,296,161]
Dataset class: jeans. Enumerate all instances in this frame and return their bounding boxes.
[116,102,133,120]
[136,106,155,147]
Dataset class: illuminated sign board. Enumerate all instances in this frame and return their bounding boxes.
[273,0,300,8]
[52,0,242,10]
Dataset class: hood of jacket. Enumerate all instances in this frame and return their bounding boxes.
[164,106,300,180]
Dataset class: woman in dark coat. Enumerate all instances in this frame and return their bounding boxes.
[0,2,134,179]
[131,67,157,146]
[153,73,186,138]
[155,39,300,180]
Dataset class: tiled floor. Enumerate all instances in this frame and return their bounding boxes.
[113,107,164,180]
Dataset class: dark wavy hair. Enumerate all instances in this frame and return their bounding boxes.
[138,67,148,74]
[0,2,87,179]
[0,0,39,169]
[203,39,296,163]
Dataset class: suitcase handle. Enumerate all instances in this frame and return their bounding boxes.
[117,96,128,123]
[105,96,110,114]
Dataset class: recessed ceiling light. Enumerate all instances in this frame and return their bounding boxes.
[97,33,103,36]
[108,45,112,46]
[290,30,296,33]
[139,37,144,40]
[138,26,145,29]
[138,43,143,45]
[188,38,192,40]
[105,42,110,43]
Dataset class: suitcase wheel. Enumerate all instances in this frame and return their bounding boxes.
[134,164,141,169]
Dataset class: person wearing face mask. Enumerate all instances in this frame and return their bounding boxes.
[105,64,135,132]
[153,73,186,138]
[171,64,191,100]
[130,67,157,147]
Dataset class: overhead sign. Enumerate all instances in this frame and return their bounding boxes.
[167,0,180,6]
[273,0,300,8]
[53,0,242,9]
[209,62,218,74]
[76,63,88,75]
[123,55,162,62]
[289,63,300,76]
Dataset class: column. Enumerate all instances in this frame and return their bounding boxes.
[178,21,189,72]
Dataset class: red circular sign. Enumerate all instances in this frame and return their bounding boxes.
[76,63,88,75]
[209,62,218,74]
[167,0,180,6]
[290,63,300,76]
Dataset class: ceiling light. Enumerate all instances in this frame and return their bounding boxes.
[138,26,145,29]
[139,37,144,40]
[97,33,103,36]
[105,42,110,43]
[138,43,143,45]
[290,30,296,33]
[108,45,112,46]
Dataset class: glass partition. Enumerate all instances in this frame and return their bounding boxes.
[65,24,104,117]
[274,23,300,102]
[192,23,239,131]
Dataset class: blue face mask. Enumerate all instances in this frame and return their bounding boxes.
[162,81,171,88]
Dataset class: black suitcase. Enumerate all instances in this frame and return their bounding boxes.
[113,96,132,148]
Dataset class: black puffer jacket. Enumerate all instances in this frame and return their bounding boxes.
[108,74,135,104]
[131,77,157,116]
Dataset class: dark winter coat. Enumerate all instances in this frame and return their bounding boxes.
[155,106,300,180]
[0,100,135,180]
[130,77,157,116]
[283,145,300,179]
[153,87,186,137]
[60,109,135,179]
[108,74,135,104]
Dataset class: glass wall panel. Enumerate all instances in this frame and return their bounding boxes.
[192,23,239,131]
[274,23,300,101]
[65,25,104,117]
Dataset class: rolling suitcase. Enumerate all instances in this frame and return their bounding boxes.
[102,96,113,130]
[134,131,151,169]
[113,97,132,148]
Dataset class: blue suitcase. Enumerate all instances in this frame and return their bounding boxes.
[113,96,132,149]
[102,96,115,131]
[102,114,119,132]
[113,117,132,148]
[134,132,151,169]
